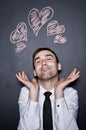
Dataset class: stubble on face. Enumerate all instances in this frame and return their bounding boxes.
[34,50,59,81]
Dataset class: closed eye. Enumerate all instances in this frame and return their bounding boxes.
[47,56,53,60]
[36,60,41,64]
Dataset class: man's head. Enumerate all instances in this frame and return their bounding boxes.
[32,47,62,81]
[33,47,59,69]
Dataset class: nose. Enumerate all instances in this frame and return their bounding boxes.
[42,59,47,65]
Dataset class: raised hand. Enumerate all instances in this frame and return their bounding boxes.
[54,68,80,98]
[16,71,39,101]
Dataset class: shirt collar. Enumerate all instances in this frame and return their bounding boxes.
[39,85,54,97]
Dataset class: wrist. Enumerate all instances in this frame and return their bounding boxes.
[55,88,64,99]
[29,91,38,102]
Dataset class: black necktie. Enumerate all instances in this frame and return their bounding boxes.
[43,91,53,130]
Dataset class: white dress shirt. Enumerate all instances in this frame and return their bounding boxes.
[17,86,79,130]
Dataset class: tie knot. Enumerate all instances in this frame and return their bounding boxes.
[44,91,52,98]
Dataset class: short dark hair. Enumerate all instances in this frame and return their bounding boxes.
[32,47,59,69]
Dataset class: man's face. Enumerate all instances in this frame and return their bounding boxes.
[34,50,59,81]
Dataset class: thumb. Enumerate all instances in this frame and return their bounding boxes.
[32,78,37,83]
[32,78,39,88]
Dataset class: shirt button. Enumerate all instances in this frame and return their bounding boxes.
[57,104,59,107]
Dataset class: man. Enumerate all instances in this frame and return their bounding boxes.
[16,47,80,130]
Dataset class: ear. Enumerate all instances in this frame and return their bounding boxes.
[34,70,37,77]
[57,63,62,71]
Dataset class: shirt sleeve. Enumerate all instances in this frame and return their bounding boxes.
[55,87,79,130]
[17,87,40,130]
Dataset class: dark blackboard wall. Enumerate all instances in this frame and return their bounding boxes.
[0,0,86,129]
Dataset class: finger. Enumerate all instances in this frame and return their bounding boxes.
[74,71,80,78]
[22,71,30,81]
[73,68,77,75]
[76,71,80,75]
[18,72,22,78]
[73,74,80,81]
[16,72,21,78]
[24,74,29,81]
[72,70,80,78]
[70,71,80,82]
[68,68,77,78]
[22,71,25,79]
[71,68,77,76]
[68,70,74,78]
[16,73,23,82]
[16,73,18,79]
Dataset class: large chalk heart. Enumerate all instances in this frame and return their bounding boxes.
[10,22,27,43]
[28,6,54,36]
[47,20,65,35]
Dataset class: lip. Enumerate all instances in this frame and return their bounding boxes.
[41,67,50,72]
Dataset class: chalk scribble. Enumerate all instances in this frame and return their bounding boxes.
[47,20,65,35]
[47,20,67,44]
[10,6,67,52]
[10,22,27,43]
[28,6,54,36]
[54,34,67,44]
[15,42,27,53]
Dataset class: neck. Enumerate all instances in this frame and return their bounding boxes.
[38,76,58,90]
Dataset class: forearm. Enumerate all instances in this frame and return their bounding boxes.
[55,88,79,130]
[18,100,40,130]
[55,98,73,130]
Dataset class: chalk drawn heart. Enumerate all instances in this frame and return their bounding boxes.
[15,42,27,53]
[28,6,54,36]
[10,22,27,43]
[54,34,67,44]
[47,20,65,35]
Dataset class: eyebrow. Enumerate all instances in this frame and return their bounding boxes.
[34,54,54,62]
